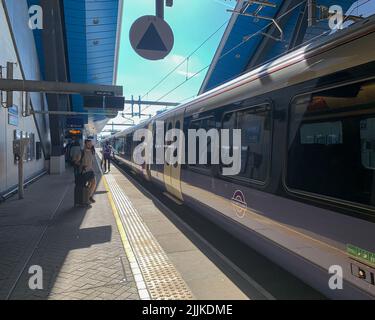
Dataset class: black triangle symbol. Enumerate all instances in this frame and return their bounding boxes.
[136,23,167,51]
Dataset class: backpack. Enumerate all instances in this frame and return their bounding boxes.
[75,151,95,186]
[103,145,111,158]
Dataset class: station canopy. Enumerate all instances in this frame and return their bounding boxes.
[28,0,123,135]
[200,0,364,94]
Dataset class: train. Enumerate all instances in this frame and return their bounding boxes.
[104,16,375,299]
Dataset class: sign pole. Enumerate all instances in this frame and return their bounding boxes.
[156,0,164,19]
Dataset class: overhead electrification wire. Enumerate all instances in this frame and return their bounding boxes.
[141,19,230,100]
[122,18,230,114]
[144,0,309,110]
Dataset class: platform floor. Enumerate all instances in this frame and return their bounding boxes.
[0,163,139,300]
[0,156,249,300]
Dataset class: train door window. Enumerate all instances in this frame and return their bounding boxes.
[153,123,157,164]
[287,79,375,210]
[174,121,181,167]
[165,122,173,165]
[167,122,173,144]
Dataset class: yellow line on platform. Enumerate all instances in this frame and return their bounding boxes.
[98,157,150,300]
[97,154,130,257]
[103,176,132,259]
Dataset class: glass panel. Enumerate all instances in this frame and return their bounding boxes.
[361,118,375,170]
[201,118,216,168]
[287,79,375,208]
[237,106,272,182]
[300,122,343,145]
[221,112,236,163]
[188,117,216,169]
[188,120,201,167]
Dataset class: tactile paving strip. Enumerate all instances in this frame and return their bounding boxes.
[105,174,194,300]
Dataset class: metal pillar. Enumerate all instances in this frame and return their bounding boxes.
[40,0,70,160]
[307,0,317,27]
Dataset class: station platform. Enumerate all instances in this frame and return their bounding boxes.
[0,155,248,300]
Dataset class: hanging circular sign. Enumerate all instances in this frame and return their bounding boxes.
[130,15,174,61]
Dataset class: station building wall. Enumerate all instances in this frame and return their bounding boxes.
[0,2,46,195]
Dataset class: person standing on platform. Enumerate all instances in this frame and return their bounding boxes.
[80,139,96,203]
[102,141,113,173]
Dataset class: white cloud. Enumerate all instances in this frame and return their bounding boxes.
[177,70,200,78]
[166,54,186,65]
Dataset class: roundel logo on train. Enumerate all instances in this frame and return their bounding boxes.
[231,190,248,218]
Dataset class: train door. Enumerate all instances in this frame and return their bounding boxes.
[145,122,153,181]
[163,113,183,201]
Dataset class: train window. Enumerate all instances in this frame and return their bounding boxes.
[114,138,124,155]
[188,119,201,168]
[360,118,375,170]
[221,112,236,159]
[125,134,133,161]
[167,122,173,145]
[287,79,375,209]
[237,106,272,182]
[221,105,272,183]
[188,117,216,171]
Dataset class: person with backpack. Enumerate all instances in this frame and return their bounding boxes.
[102,141,113,173]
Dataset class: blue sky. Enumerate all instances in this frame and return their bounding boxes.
[111,0,236,126]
